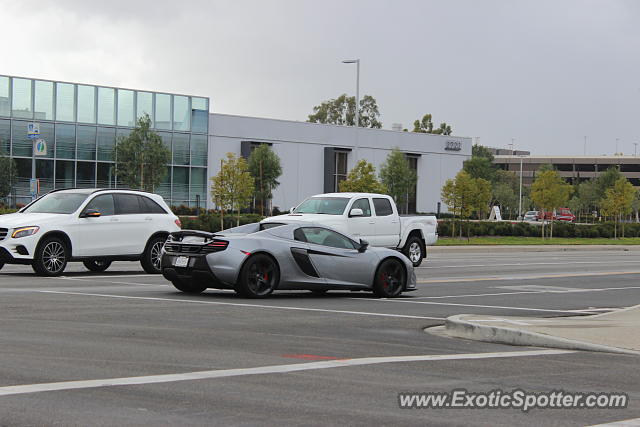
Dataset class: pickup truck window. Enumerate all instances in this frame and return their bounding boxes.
[295,197,349,215]
[350,198,371,217]
[373,198,393,216]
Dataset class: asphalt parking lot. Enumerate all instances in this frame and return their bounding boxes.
[1,249,639,426]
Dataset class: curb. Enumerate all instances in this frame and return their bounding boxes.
[429,245,640,253]
[443,315,640,356]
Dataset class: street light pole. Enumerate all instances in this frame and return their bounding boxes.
[518,156,524,221]
[342,59,360,158]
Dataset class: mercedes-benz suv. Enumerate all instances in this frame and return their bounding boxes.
[0,189,181,276]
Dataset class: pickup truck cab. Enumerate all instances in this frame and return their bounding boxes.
[263,193,437,267]
[538,208,575,222]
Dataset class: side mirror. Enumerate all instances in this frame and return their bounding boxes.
[81,209,101,218]
[358,238,369,253]
[349,208,364,217]
[289,207,296,213]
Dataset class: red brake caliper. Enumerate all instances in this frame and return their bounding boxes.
[380,272,388,288]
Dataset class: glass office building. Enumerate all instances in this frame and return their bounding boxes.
[0,74,209,206]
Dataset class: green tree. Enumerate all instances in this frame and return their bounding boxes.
[492,182,518,219]
[471,178,492,221]
[307,94,382,128]
[247,144,282,216]
[339,160,387,193]
[211,153,255,229]
[569,180,599,222]
[113,114,170,192]
[600,177,636,238]
[440,170,477,238]
[0,151,16,201]
[463,144,497,182]
[530,170,572,239]
[595,166,624,201]
[412,114,453,135]
[379,148,417,213]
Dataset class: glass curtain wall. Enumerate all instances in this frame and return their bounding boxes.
[0,74,209,207]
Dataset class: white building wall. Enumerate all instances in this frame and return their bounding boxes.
[208,113,471,213]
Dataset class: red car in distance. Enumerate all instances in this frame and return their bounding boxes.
[537,208,576,222]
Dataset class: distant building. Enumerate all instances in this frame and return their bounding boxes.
[493,155,640,187]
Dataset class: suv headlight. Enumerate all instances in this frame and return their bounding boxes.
[12,226,40,239]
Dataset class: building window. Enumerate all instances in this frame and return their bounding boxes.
[155,93,171,130]
[55,83,75,122]
[406,155,419,214]
[173,133,190,165]
[136,91,153,124]
[12,78,32,119]
[173,95,190,131]
[117,89,135,127]
[55,160,75,188]
[334,151,348,191]
[97,87,115,125]
[0,119,10,154]
[97,127,116,161]
[36,159,54,193]
[0,76,9,117]
[190,134,207,166]
[76,125,96,161]
[11,120,32,157]
[55,123,76,160]
[97,162,115,188]
[34,80,54,121]
[191,97,208,133]
[38,122,55,159]
[77,85,96,124]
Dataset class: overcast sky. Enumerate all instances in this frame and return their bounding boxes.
[2,0,639,155]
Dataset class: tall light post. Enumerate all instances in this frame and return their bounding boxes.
[518,155,524,221]
[584,136,587,156]
[634,142,638,157]
[342,59,360,129]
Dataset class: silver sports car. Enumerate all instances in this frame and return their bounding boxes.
[161,222,416,298]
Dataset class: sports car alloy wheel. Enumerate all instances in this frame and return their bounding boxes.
[373,258,406,298]
[236,254,280,298]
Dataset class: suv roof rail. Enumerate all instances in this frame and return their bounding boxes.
[90,188,149,194]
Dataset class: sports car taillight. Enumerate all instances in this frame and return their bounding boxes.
[175,218,182,228]
[202,240,229,253]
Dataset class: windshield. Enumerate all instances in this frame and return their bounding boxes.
[295,197,350,215]
[22,193,89,214]
[526,211,538,215]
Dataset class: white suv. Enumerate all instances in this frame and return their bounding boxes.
[0,189,181,276]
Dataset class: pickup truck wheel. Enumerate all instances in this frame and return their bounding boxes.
[373,258,406,298]
[83,259,112,272]
[402,236,424,267]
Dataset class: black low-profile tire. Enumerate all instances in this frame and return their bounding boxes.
[172,279,207,295]
[141,236,166,274]
[372,258,406,298]
[235,254,280,298]
[32,237,68,277]
[83,259,112,272]
[402,236,424,267]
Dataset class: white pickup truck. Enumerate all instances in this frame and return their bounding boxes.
[263,193,437,267]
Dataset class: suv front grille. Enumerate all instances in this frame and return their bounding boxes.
[0,228,7,241]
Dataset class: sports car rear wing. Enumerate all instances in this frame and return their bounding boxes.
[169,230,218,242]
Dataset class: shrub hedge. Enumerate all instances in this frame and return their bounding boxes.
[180,213,264,232]
[438,221,640,239]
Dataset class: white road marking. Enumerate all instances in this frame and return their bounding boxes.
[419,260,640,269]
[411,285,640,300]
[53,277,165,287]
[58,274,155,279]
[587,418,640,426]
[416,271,640,284]
[350,298,599,314]
[0,349,573,397]
[468,317,551,326]
[37,291,445,320]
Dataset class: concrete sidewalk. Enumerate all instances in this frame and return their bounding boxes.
[429,245,640,253]
[440,305,640,355]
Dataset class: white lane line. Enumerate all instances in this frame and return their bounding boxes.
[53,277,164,287]
[37,291,445,320]
[410,285,640,300]
[416,271,640,284]
[58,274,155,279]
[0,349,572,397]
[349,298,599,314]
[587,418,640,426]
[418,260,640,269]
[410,291,545,299]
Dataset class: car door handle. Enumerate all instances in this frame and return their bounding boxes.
[145,217,153,221]
[110,218,119,222]
[369,221,375,224]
